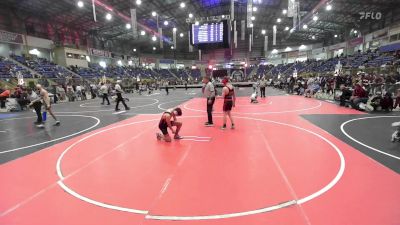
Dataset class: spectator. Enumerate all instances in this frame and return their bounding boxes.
[369,92,383,111]
[338,84,352,106]
[394,89,400,109]
[350,83,368,110]
[0,86,10,108]
[381,92,394,112]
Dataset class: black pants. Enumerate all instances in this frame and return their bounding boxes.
[102,94,110,105]
[166,87,169,95]
[207,97,215,124]
[0,96,6,108]
[116,93,128,110]
[32,101,42,123]
[260,87,266,97]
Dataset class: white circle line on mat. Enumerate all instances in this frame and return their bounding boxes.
[56,116,344,220]
[0,115,100,154]
[340,116,400,160]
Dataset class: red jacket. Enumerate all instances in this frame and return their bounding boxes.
[353,85,367,98]
[0,90,10,97]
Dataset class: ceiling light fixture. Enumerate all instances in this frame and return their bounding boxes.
[77,1,84,8]
[326,4,332,11]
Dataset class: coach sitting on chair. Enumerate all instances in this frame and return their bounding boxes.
[0,86,10,109]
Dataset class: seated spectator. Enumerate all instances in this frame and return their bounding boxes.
[350,83,369,110]
[16,88,29,110]
[0,86,10,108]
[394,89,400,109]
[381,92,394,112]
[369,92,383,111]
[338,84,352,106]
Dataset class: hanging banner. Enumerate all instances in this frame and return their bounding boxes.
[88,48,112,57]
[0,30,24,44]
[293,2,298,29]
[233,20,237,48]
[273,25,277,46]
[246,0,253,28]
[92,0,97,22]
[251,27,254,47]
[131,8,138,39]
[241,20,245,40]
[188,31,193,52]
[288,0,295,17]
[173,29,177,49]
[230,0,235,20]
[348,37,364,47]
[264,35,269,57]
[249,34,252,52]
[158,27,163,49]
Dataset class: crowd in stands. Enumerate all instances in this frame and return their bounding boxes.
[0,56,32,79]
[11,55,75,79]
[254,50,400,78]
[264,71,400,112]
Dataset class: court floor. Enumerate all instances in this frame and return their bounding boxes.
[1,88,399,225]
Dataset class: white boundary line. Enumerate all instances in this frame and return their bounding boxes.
[181,136,212,139]
[56,116,345,221]
[340,116,400,160]
[112,110,127,115]
[57,98,159,114]
[183,100,322,115]
[0,115,100,154]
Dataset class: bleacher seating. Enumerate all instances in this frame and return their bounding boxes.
[11,55,74,78]
[0,56,32,79]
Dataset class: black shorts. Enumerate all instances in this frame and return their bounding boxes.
[159,121,177,135]
[159,123,168,135]
[223,101,233,112]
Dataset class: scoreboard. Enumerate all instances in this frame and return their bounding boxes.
[190,20,230,49]
[192,22,224,44]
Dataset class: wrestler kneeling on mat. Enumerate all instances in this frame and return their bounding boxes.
[157,107,183,142]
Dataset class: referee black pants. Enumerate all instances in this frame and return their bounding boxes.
[207,97,215,124]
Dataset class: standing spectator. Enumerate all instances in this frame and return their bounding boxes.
[100,83,110,105]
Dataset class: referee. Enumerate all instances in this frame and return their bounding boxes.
[202,76,215,127]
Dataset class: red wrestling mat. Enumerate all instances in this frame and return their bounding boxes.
[1,96,399,225]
